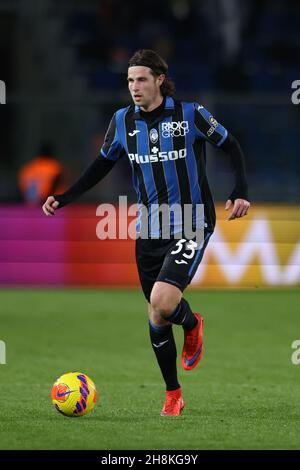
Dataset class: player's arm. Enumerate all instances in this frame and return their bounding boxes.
[194,103,250,220]
[42,113,124,216]
[220,133,250,220]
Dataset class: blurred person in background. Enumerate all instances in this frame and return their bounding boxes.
[42,49,250,417]
[18,143,67,205]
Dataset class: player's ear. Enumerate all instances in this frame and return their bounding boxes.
[157,74,165,86]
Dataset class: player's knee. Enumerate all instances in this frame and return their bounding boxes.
[150,285,181,318]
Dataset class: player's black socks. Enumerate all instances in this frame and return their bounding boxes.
[164,298,198,331]
[149,321,180,391]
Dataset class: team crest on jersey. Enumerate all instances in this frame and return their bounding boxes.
[150,128,158,143]
[161,121,189,138]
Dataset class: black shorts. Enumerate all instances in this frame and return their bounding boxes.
[135,230,212,302]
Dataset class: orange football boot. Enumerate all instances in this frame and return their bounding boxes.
[182,313,204,371]
[160,388,185,416]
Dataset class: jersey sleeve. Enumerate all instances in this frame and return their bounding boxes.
[99,113,124,161]
[194,103,228,147]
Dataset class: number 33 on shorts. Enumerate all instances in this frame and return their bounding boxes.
[171,239,199,265]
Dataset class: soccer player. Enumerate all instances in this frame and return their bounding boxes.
[42,49,250,416]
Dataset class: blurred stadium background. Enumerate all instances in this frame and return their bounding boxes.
[1,0,300,452]
[0,0,299,289]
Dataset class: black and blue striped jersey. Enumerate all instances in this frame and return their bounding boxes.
[100,96,228,237]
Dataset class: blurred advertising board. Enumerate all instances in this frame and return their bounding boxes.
[0,204,299,288]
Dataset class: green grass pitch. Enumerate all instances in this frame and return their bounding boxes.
[0,289,300,450]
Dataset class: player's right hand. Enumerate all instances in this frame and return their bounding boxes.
[42,196,60,216]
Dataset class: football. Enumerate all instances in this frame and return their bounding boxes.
[51,372,97,417]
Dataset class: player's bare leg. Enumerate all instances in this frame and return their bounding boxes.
[151,282,204,371]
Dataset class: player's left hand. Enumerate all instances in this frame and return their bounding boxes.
[225,198,250,221]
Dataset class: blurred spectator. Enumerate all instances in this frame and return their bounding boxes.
[18,144,68,205]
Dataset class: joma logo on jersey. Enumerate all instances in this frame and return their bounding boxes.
[161,121,189,138]
[128,148,187,164]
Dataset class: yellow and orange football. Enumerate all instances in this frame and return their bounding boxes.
[51,372,97,417]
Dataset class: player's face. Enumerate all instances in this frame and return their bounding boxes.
[127,66,164,111]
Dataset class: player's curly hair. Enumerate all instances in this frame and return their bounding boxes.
[128,49,175,97]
